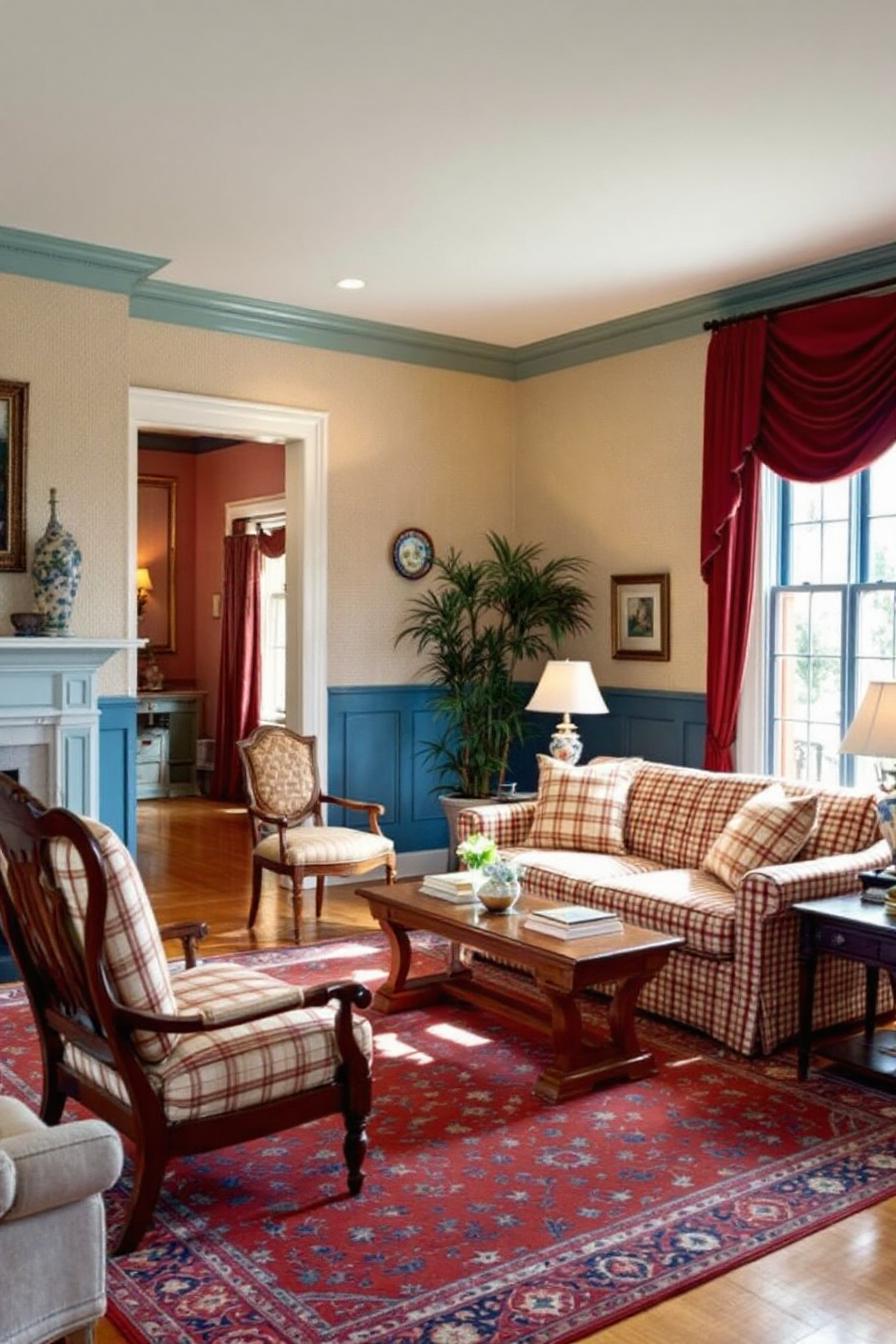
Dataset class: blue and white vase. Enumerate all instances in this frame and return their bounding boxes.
[32,489,82,636]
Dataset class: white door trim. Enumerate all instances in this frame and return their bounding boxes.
[128,388,329,779]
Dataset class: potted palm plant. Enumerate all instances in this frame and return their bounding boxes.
[397,532,592,852]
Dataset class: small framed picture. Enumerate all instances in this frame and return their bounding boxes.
[0,379,28,571]
[391,527,434,580]
[611,573,670,661]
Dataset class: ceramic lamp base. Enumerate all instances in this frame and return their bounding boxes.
[549,718,583,766]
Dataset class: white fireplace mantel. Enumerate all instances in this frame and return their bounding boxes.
[0,637,143,815]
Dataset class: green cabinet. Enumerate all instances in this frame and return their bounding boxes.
[136,692,205,799]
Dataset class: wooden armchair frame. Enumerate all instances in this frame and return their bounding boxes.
[0,776,372,1255]
[238,726,396,939]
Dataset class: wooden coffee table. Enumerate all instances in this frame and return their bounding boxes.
[357,877,683,1103]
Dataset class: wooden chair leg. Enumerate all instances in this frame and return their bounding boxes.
[315,875,326,918]
[291,867,303,942]
[385,852,397,885]
[247,858,263,929]
[114,1143,167,1255]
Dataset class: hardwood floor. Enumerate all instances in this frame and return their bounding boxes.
[97,797,896,1344]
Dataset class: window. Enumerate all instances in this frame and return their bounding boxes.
[769,450,896,787]
[259,546,286,724]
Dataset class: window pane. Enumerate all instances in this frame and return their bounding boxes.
[869,450,896,515]
[806,657,841,724]
[867,518,896,581]
[807,723,843,787]
[790,481,823,524]
[775,656,809,718]
[790,523,821,584]
[821,476,850,521]
[775,591,809,654]
[777,720,812,783]
[857,589,896,658]
[820,521,849,582]
[809,590,842,655]
[855,657,896,707]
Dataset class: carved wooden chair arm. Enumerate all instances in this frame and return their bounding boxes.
[158,920,209,970]
[320,794,386,836]
[303,981,373,1073]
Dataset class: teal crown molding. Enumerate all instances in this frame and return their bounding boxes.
[0,224,167,294]
[130,279,516,380]
[1,222,895,379]
[512,239,896,379]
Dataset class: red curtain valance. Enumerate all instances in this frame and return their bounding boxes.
[257,526,285,559]
[701,291,896,771]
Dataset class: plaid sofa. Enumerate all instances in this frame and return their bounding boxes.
[457,761,890,1055]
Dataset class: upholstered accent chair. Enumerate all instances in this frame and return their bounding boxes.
[0,775,374,1255]
[238,727,396,939]
[0,1095,122,1344]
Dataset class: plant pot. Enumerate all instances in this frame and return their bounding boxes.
[477,878,521,913]
[439,793,495,871]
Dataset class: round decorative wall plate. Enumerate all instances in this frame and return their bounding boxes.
[392,528,434,580]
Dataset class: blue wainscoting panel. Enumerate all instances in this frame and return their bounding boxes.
[98,696,138,853]
[329,687,449,853]
[329,685,707,854]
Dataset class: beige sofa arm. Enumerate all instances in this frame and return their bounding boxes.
[737,839,890,918]
[0,1099,122,1224]
[456,801,536,850]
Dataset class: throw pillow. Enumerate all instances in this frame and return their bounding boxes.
[702,783,818,889]
[527,755,639,854]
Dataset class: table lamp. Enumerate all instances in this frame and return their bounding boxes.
[526,660,608,765]
[839,680,896,894]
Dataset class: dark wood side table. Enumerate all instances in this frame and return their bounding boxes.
[795,894,896,1087]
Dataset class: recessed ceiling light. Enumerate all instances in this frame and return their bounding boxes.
[336,277,365,290]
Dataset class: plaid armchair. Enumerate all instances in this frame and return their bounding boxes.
[0,776,373,1254]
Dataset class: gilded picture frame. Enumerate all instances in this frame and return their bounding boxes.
[137,475,177,653]
[0,380,28,571]
[611,572,670,661]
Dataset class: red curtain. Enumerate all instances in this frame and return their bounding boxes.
[702,292,896,771]
[257,526,285,559]
[211,533,262,800]
[700,320,766,771]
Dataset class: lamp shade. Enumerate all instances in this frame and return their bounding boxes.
[526,660,608,716]
[839,681,896,756]
[136,567,153,592]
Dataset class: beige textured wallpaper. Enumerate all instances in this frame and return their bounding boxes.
[128,320,516,685]
[0,275,131,694]
[515,335,709,693]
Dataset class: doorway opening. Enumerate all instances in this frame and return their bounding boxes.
[129,388,329,782]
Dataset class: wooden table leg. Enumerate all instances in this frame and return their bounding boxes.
[371,917,471,1013]
[797,946,817,1081]
[533,971,655,1104]
[865,964,880,1040]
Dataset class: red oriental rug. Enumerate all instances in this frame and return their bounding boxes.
[2,934,896,1344]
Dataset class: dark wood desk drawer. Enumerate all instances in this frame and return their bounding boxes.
[817,925,879,961]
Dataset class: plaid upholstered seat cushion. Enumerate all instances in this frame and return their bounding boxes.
[254,826,394,866]
[504,848,665,885]
[62,962,373,1122]
[587,868,736,958]
[47,821,178,1064]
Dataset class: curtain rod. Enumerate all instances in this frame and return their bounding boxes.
[702,273,896,332]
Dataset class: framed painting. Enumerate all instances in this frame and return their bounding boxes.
[0,380,28,571]
[611,572,670,661]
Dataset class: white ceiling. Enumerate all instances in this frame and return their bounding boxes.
[2,0,895,346]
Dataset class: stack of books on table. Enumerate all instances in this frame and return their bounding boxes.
[523,905,623,939]
[419,872,479,903]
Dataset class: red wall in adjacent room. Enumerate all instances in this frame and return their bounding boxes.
[194,442,285,735]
